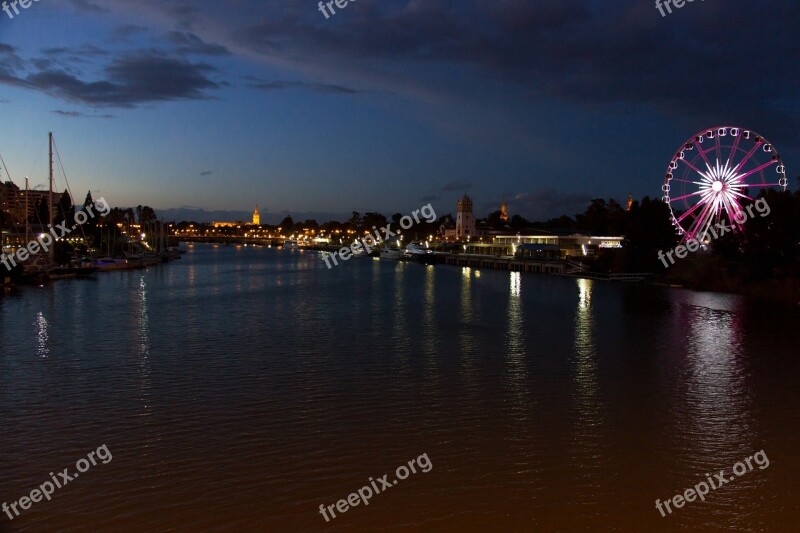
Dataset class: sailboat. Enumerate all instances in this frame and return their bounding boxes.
[25,133,96,280]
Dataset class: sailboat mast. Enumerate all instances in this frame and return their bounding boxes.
[25,176,30,243]
[48,132,54,262]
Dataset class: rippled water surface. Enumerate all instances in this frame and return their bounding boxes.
[1,244,798,531]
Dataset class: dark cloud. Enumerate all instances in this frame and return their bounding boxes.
[504,189,593,220]
[441,180,472,192]
[52,110,115,118]
[1,53,220,107]
[165,4,202,30]
[168,32,231,56]
[69,0,110,14]
[112,24,149,39]
[35,45,111,73]
[41,45,110,58]
[421,195,440,202]
[233,0,800,140]
[250,80,359,94]
[0,44,24,72]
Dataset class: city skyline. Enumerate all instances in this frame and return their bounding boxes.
[1,0,798,221]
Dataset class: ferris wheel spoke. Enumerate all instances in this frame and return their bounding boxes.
[679,158,705,175]
[670,177,708,186]
[693,139,713,167]
[729,190,753,201]
[676,199,706,224]
[670,190,705,202]
[728,131,742,163]
[732,141,763,173]
[688,199,718,240]
[735,159,778,181]
[739,182,783,188]
[696,204,720,240]
[721,195,746,231]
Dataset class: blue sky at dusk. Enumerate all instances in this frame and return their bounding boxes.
[1,0,798,223]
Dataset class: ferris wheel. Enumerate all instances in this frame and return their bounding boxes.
[662,126,788,242]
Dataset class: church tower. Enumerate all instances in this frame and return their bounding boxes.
[252,205,260,225]
[500,200,509,222]
[455,193,476,240]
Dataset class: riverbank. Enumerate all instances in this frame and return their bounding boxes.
[658,255,800,303]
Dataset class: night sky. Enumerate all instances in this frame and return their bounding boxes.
[1,0,798,223]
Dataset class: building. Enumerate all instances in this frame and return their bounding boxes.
[455,193,476,240]
[1,181,64,223]
[213,206,262,229]
[492,234,623,258]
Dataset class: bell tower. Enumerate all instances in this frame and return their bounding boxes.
[455,193,475,240]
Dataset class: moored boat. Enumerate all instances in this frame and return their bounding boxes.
[379,247,403,260]
[95,257,139,271]
[402,242,436,264]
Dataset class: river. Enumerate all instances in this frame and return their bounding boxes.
[1,244,797,531]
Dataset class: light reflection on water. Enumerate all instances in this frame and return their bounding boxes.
[134,274,152,414]
[0,245,797,531]
[674,292,756,467]
[35,311,49,358]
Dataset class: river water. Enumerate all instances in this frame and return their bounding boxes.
[1,244,798,531]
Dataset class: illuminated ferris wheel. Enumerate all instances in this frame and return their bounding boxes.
[662,126,788,242]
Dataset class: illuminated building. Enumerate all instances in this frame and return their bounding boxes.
[455,193,476,240]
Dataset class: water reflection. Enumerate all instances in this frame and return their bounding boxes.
[423,266,437,357]
[678,293,754,460]
[505,272,527,415]
[510,270,521,298]
[459,267,476,381]
[35,311,49,358]
[393,263,410,357]
[133,275,152,413]
[370,259,382,331]
[460,267,473,324]
[572,279,602,423]
[570,279,605,491]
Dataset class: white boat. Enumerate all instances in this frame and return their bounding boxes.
[353,245,370,257]
[402,242,435,263]
[283,239,299,249]
[379,247,403,260]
